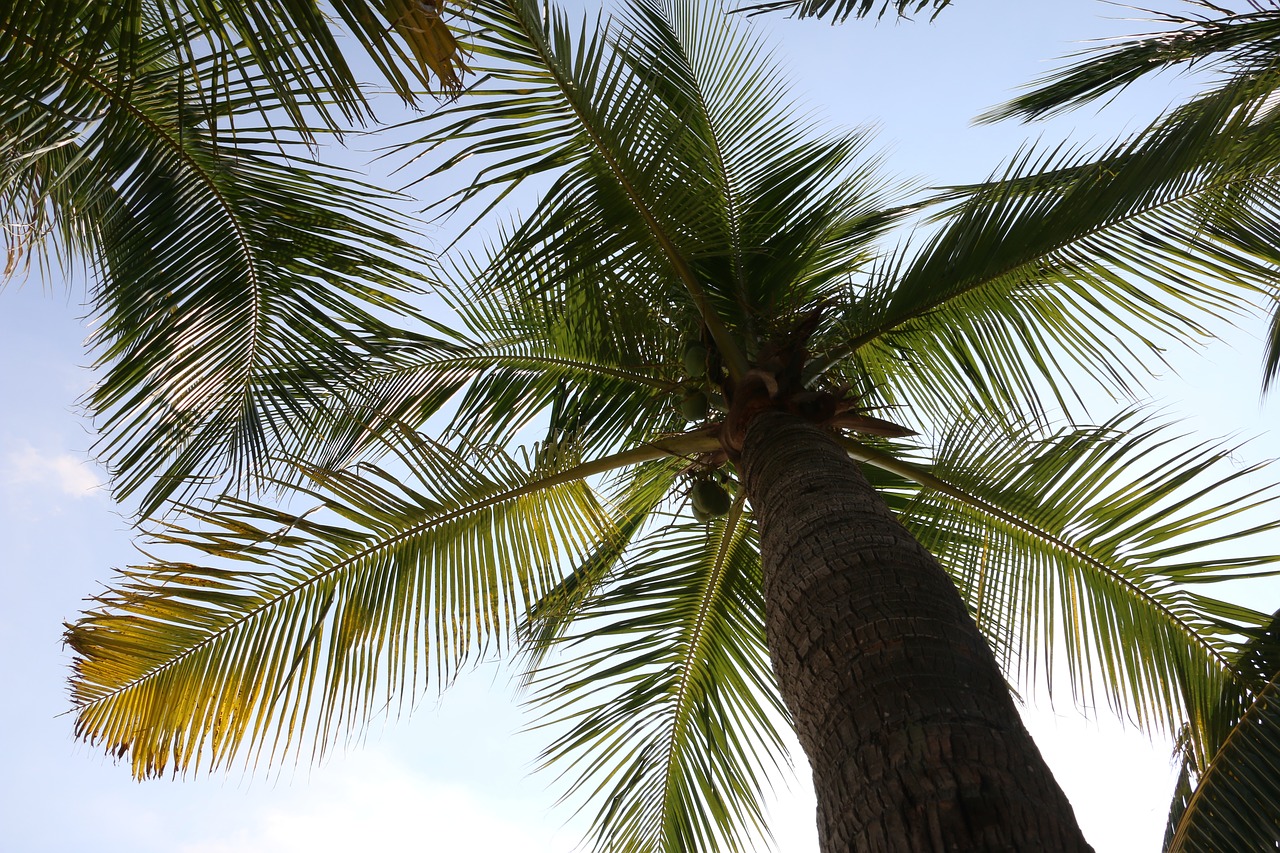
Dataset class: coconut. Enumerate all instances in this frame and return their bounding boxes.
[679,389,709,421]
[682,343,707,378]
[690,479,732,517]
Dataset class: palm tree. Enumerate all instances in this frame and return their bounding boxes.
[54,0,1280,850]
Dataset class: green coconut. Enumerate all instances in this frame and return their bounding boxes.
[682,343,707,378]
[679,389,709,421]
[692,505,713,523]
[690,479,732,517]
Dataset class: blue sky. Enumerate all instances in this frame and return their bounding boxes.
[3,2,1278,850]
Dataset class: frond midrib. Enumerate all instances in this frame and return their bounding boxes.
[843,439,1240,678]
[655,495,747,839]
[835,156,1269,361]
[418,347,682,390]
[71,437,718,715]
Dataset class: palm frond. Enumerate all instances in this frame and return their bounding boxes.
[2,7,434,514]
[525,498,790,853]
[294,252,692,469]
[380,0,470,95]
[65,435,619,778]
[446,244,691,450]
[89,150,434,514]
[1165,609,1280,851]
[971,3,1280,391]
[847,413,1280,757]
[983,4,1280,124]
[838,121,1278,423]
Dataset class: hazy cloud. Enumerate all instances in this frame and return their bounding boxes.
[175,752,574,853]
[2,441,104,499]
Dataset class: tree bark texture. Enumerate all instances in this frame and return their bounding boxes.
[739,411,1093,853]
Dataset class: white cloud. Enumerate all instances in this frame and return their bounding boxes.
[175,752,573,853]
[2,441,104,499]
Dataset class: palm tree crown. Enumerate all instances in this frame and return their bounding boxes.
[36,0,1280,849]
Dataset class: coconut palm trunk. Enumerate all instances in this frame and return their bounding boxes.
[740,410,1092,852]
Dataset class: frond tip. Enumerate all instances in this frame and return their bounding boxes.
[736,0,951,22]
[64,440,616,779]
[383,0,470,93]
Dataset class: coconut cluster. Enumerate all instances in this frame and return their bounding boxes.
[676,340,735,520]
[679,341,710,423]
[690,476,732,522]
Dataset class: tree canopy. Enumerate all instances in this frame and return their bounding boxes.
[6,0,1280,850]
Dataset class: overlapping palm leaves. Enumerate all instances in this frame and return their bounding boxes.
[5,1,466,126]
[1163,608,1280,851]
[739,0,951,24]
[63,0,1280,849]
[0,3,456,514]
[983,0,1280,389]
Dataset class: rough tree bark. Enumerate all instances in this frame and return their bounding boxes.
[739,410,1093,853]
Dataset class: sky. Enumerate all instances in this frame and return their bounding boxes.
[2,1,1279,851]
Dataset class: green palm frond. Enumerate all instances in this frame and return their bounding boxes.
[296,258,689,468]
[737,0,951,24]
[314,339,679,472]
[974,2,1280,390]
[414,0,696,236]
[854,413,1280,753]
[88,148,432,514]
[66,435,619,778]
[445,245,689,450]
[1167,672,1280,850]
[3,6,434,514]
[1164,609,1280,851]
[983,4,1280,125]
[837,125,1277,423]
[526,499,788,853]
